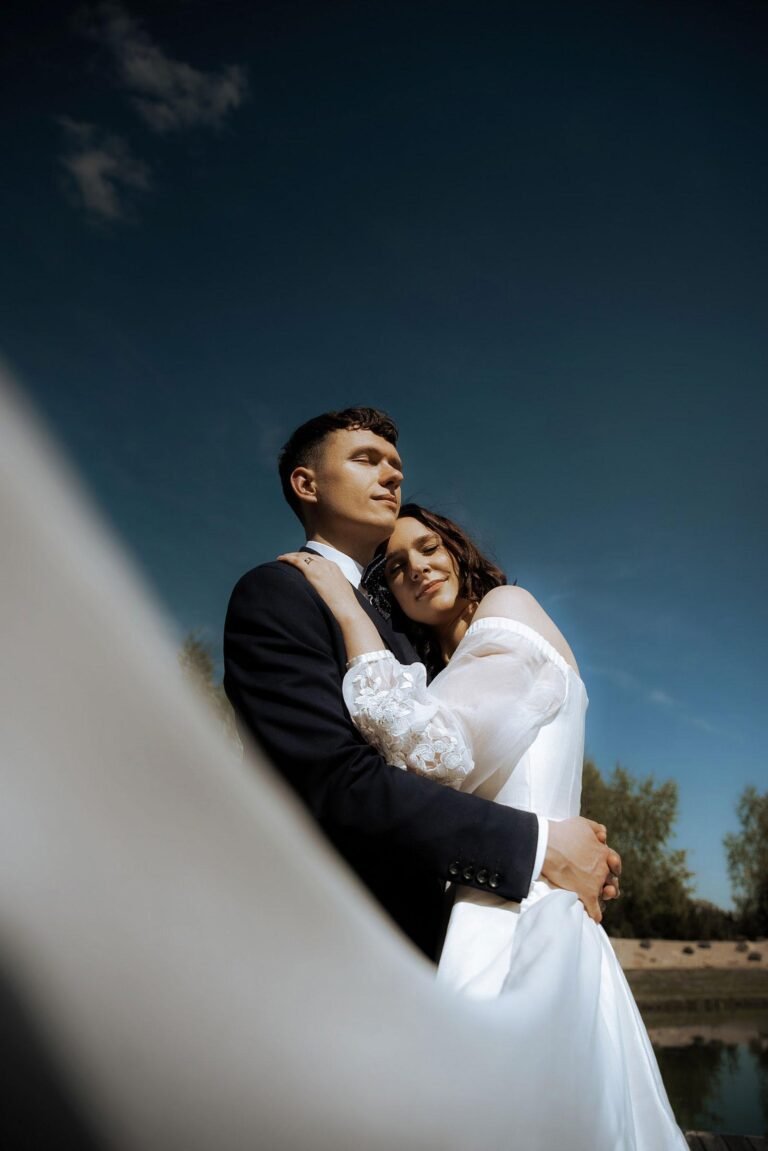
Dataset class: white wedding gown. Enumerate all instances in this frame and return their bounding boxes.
[344,617,687,1150]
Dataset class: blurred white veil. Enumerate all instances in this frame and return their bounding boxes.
[0,367,528,1150]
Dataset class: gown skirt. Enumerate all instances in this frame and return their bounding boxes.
[344,616,687,1150]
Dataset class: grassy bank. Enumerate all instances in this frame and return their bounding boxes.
[626,967,768,1013]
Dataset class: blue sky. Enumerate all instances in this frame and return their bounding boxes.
[2,0,766,910]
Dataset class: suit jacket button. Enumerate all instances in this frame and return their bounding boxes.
[462,865,474,881]
[488,872,501,889]
[448,861,462,878]
[476,869,489,885]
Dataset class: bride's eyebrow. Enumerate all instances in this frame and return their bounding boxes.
[384,548,406,568]
[385,534,437,564]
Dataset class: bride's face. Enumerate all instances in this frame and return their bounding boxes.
[383,517,466,626]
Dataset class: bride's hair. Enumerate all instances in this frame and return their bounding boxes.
[365,503,507,677]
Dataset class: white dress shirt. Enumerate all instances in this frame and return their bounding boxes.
[305,538,547,881]
[304,540,364,587]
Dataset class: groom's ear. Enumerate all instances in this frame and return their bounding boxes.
[289,467,318,509]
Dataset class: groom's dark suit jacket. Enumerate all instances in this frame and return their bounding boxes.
[223,556,539,960]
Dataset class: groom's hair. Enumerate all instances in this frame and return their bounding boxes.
[279,407,399,523]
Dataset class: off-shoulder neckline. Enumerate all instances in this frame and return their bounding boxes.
[464,616,583,683]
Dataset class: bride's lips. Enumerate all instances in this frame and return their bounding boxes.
[416,578,446,600]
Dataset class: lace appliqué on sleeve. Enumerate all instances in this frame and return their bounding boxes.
[342,651,473,788]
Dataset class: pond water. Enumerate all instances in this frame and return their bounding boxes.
[648,1011,768,1136]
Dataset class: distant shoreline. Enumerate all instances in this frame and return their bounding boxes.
[611,938,768,1015]
[646,1014,768,1046]
[612,937,765,972]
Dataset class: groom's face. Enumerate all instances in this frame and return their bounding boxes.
[311,428,403,540]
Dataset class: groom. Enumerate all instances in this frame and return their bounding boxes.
[224,406,619,959]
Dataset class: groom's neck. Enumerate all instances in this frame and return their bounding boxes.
[306,529,378,568]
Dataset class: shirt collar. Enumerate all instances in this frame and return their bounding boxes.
[305,540,364,588]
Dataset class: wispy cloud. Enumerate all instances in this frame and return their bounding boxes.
[84,2,248,133]
[545,590,576,607]
[648,688,677,708]
[59,5,247,221]
[685,715,722,736]
[586,664,726,737]
[586,665,641,695]
[539,557,645,612]
[59,118,150,221]
[238,401,290,473]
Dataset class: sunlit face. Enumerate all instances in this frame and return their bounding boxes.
[383,516,466,626]
[308,428,403,540]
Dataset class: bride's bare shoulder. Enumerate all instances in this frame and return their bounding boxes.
[475,584,540,621]
[474,586,579,674]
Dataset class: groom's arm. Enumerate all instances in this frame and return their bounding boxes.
[224,562,539,902]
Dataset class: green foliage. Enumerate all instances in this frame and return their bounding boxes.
[724,786,768,936]
[178,633,240,748]
[685,899,737,942]
[581,760,694,938]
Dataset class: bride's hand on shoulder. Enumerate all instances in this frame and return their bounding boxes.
[278,553,385,660]
[277,552,361,621]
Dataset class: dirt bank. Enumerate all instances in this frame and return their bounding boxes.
[611,938,765,971]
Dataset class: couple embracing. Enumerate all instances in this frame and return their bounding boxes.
[224,407,686,1149]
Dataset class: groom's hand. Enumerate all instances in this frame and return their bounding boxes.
[542,817,622,924]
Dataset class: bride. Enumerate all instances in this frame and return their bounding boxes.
[280,502,687,1151]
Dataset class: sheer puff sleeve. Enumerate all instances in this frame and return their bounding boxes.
[342,651,474,788]
[428,618,570,797]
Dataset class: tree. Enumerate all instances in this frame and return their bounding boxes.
[724,786,768,936]
[685,899,737,942]
[178,633,240,748]
[580,760,693,938]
